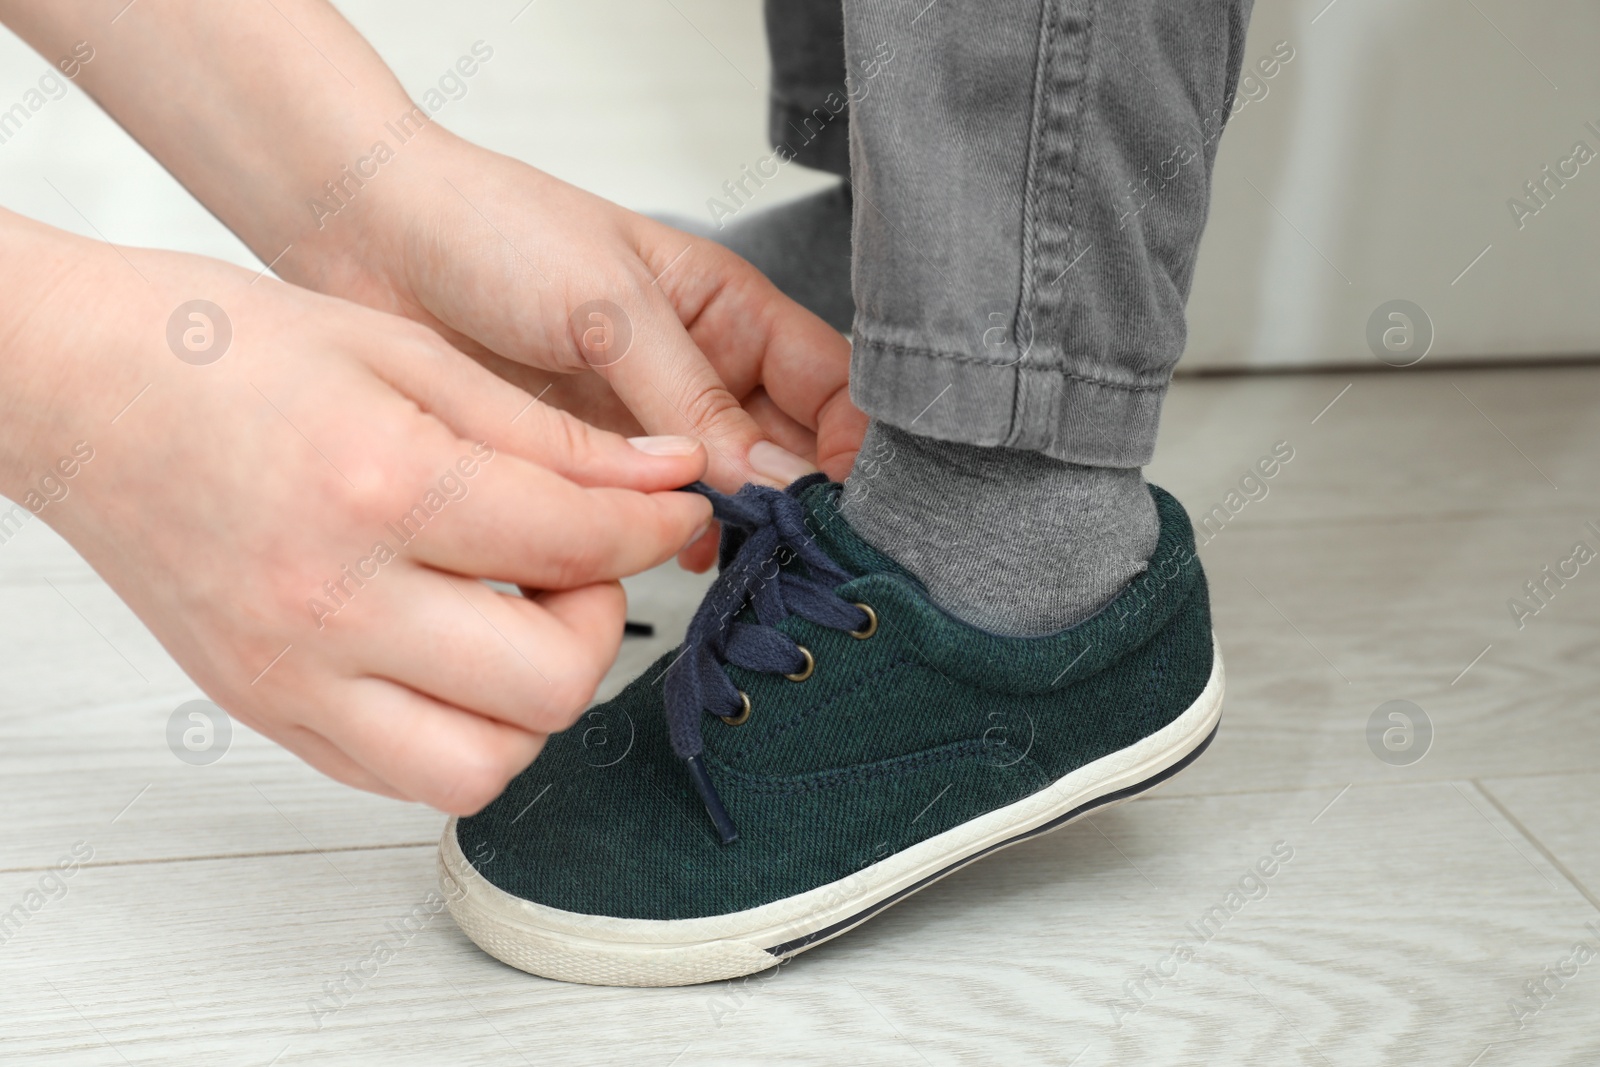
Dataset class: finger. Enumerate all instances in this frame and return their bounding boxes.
[677,523,720,573]
[320,676,547,815]
[526,582,628,673]
[368,323,707,491]
[360,574,623,735]
[409,455,711,587]
[743,387,817,461]
[505,395,709,491]
[464,350,649,439]
[815,389,869,482]
[646,226,858,439]
[587,280,818,492]
[273,720,408,801]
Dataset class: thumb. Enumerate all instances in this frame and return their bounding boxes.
[583,296,818,493]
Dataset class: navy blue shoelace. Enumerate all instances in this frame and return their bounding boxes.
[666,475,871,844]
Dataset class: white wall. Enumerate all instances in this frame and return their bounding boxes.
[3,0,1595,370]
[0,1,822,274]
[1188,0,1600,368]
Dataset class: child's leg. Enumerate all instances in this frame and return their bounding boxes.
[762,0,851,180]
[439,2,1265,990]
[839,0,1254,634]
[692,0,856,331]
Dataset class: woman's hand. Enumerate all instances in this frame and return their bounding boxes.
[296,132,866,493]
[0,0,865,570]
[0,213,711,813]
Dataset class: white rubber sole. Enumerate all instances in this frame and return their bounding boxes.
[440,641,1224,988]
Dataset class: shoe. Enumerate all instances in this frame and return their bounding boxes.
[440,475,1222,987]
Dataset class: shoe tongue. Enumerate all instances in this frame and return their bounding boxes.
[796,481,912,581]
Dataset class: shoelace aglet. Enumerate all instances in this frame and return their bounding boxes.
[684,754,740,845]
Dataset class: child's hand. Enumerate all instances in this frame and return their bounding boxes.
[296,133,867,495]
[0,216,711,813]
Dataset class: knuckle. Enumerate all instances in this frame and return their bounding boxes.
[676,380,746,440]
[561,273,649,369]
[535,405,591,465]
[342,476,400,528]
[340,454,422,526]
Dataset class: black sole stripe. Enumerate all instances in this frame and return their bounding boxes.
[763,723,1220,958]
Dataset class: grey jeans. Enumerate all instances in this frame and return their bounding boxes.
[763,0,1254,467]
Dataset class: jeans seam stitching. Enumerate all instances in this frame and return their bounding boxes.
[1009,0,1061,447]
[854,334,1168,394]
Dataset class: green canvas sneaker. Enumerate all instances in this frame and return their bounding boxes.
[440,475,1222,987]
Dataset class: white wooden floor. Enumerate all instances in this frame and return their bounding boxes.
[4,366,1599,1066]
[5,1,1600,1064]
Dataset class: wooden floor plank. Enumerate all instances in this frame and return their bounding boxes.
[1161,506,1600,797]
[2,780,1596,1065]
[0,563,711,871]
[1478,773,1600,911]
[1148,367,1599,527]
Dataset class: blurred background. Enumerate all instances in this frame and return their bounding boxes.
[6,0,1600,369]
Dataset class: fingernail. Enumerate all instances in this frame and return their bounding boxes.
[628,435,702,456]
[747,441,818,487]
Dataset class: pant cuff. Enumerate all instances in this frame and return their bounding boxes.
[849,335,1167,468]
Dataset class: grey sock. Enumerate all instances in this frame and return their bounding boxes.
[838,422,1160,636]
[708,183,855,333]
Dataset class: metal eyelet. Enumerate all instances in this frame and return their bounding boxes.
[718,690,752,726]
[784,645,815,683]
[849,603,878,640]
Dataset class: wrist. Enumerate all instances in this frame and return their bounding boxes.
[268,119,475,316]
[0,212,157,501]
